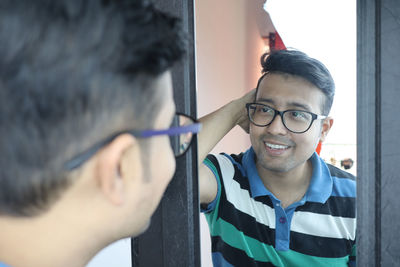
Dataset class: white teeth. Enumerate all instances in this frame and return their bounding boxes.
[265,143,289,150]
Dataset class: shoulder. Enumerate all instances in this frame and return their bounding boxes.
[201,152,247,213]
[205,152,247,188]
[326,163,356,198]
[205,152,245,173]
[326,163,356,181]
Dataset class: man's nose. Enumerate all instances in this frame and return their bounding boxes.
[266,114,288,135]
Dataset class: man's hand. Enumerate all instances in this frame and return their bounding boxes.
[198,88,256,163]
[235,89,256,134]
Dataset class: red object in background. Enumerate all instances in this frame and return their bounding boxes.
[316,141,322,155]
[269,31,286,51]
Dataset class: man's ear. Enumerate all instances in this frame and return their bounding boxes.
[94,134,139,206]
[319,117,334,143]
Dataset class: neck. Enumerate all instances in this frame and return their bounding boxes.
[256,159,313,208]
[0,210,111,267]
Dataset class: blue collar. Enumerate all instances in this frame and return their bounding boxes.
[241,147,333,203]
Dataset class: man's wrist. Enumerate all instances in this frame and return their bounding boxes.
[230,98,247,126]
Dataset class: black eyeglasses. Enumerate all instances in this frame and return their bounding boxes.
[64,112,201,171]
[246,103,326,133]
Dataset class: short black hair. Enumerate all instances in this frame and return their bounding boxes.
[256,49,335,115]
[0,0,186,216]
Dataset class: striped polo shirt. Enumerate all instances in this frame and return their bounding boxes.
[202,147,356,267]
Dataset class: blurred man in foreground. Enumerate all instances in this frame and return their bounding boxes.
[0,1,200,266]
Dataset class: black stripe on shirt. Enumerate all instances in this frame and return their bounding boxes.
[212,235,277,267]
[202,154,227,211]
[227,162,276,209]
[290,231,355,258]
[232,167,252,192]
[206,154,225,184]
[253,195,275,209]
[295,196,356,218]
[217,182,276,246]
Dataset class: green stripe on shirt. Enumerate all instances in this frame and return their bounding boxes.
[207,217,350,267]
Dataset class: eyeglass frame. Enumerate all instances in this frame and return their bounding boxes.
[64,112,201,171]
[245,102,327,134]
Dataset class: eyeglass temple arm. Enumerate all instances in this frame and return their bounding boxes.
[133,123,202,138]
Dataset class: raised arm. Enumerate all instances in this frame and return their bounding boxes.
[197,89,255,205]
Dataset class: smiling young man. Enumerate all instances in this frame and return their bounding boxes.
[198,50,356,266]
[0,1,200,267]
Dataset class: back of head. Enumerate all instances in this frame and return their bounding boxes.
[0,0,185,217]
[259,49,335,115]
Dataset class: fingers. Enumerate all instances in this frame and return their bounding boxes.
[244,88,256,103]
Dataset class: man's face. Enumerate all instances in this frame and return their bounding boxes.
[125,71,176,235]
[250,73,329,174]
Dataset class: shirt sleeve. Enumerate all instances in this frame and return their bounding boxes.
[200,154,222,213]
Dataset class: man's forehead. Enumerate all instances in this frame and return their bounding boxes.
[256,72,325,112]
[258,72,315,89]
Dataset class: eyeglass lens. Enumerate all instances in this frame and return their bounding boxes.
[169,114,195,157]
[248,104,313,133]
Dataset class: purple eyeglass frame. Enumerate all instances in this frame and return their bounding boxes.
[64,112,201,170]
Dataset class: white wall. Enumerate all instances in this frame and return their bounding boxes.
[195,0,266,153]
[86,239,131,267]
[195,1,267,266]
[265,0,357,172]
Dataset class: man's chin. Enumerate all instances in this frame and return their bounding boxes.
[258,159,293,173]
[135,219,152,237]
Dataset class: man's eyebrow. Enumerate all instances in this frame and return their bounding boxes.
[287,102,312,111]
[256,98,312,111]
[256,98,274,104]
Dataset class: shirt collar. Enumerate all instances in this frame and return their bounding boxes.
[242,147,271,198]
[241,147,332,203]
[306,152,333,203]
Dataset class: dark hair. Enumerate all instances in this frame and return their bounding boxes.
[0,0,186,216]
[256,49,335,115]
